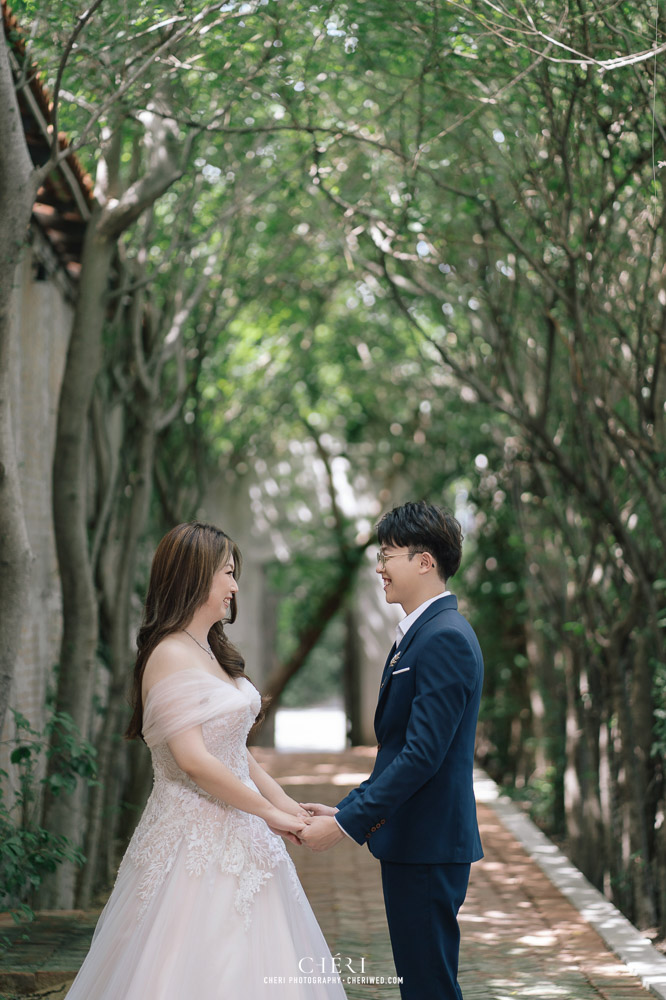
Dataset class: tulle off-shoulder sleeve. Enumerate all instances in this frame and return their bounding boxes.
[142,669,247,748]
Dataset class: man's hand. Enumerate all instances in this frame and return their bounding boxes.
[299,815,346,852]
[299,801,339,817]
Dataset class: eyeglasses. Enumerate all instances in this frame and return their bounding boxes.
[375,551,421,570]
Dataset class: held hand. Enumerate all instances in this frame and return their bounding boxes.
[283,805,311,844]
[283,799,312,820]
[299,815,346,852]
[299,801,339,817]
[268,826,303,846]
[265,807,306,839]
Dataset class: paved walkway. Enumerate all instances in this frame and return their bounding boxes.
[0,748,660,999]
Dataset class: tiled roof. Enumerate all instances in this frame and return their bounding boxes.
[3,0,93,278]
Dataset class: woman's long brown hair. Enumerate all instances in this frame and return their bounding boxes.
[125,522,247,740]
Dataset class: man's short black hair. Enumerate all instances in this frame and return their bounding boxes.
[377,501,463,582]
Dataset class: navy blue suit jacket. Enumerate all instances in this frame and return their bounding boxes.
[336,595,484,864]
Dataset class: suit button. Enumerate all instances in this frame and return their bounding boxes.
[377,742,382,750]
[381,819,386,825]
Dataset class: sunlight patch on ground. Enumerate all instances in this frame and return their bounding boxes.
[518,932,558,947]
[278,771,372,786]
[275,706,347,751]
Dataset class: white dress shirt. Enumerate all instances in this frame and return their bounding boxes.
[395,591,451,647]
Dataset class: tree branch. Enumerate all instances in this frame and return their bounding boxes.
[49,0,106,164]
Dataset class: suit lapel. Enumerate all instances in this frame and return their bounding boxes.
[375,595,458,713]
[378,641,397,693]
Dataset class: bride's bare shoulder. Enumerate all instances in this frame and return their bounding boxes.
[142,634,195,696]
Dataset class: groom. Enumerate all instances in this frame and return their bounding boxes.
[300,501,484,999]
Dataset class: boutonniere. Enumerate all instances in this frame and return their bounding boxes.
[389,651,401,668]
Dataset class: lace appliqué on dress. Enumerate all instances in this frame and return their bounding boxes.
[119,688,303,929]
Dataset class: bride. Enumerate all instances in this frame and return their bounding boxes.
[65,521,347,999]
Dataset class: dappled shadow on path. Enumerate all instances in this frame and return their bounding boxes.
[1,749,654,1000]
[459,805,651,999]
[260,750,654,1000]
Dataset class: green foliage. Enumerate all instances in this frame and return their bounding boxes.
[501,766,561,830]
[0,710,97,921]
[462,449,530,772]
[652,659,666,759]
[279,615,346,707]
[8,0,666,927]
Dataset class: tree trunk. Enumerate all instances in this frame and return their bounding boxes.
[562,640,605,888]
[627,631,657,926]
[608,635,656,927]
[42,102,188,906]
[262,551,368,706]
[344,604,362,746]
[40,215,115,907]
[0,27,38,733]
[117,739,153,847]
[251,572,279,747]
[78,411,157,906]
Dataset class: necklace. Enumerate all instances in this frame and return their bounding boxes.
[184,629,215,660]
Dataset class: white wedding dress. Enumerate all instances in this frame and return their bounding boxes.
[65,670,347,999]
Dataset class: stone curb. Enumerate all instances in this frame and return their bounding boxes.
[474,770,666,1000]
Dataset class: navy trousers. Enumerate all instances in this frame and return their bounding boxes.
[380,860,471,1000]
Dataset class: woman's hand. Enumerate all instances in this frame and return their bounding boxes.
[246,752,311,823]
[270,828,303,845]
[264,806,306,843]
[281,799,312,819]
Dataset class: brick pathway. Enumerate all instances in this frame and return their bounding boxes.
[261,749,655,1000]
[0,748,656,1000]
[459,805,651,1000]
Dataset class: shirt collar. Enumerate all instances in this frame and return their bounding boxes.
[395,591,451,647]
